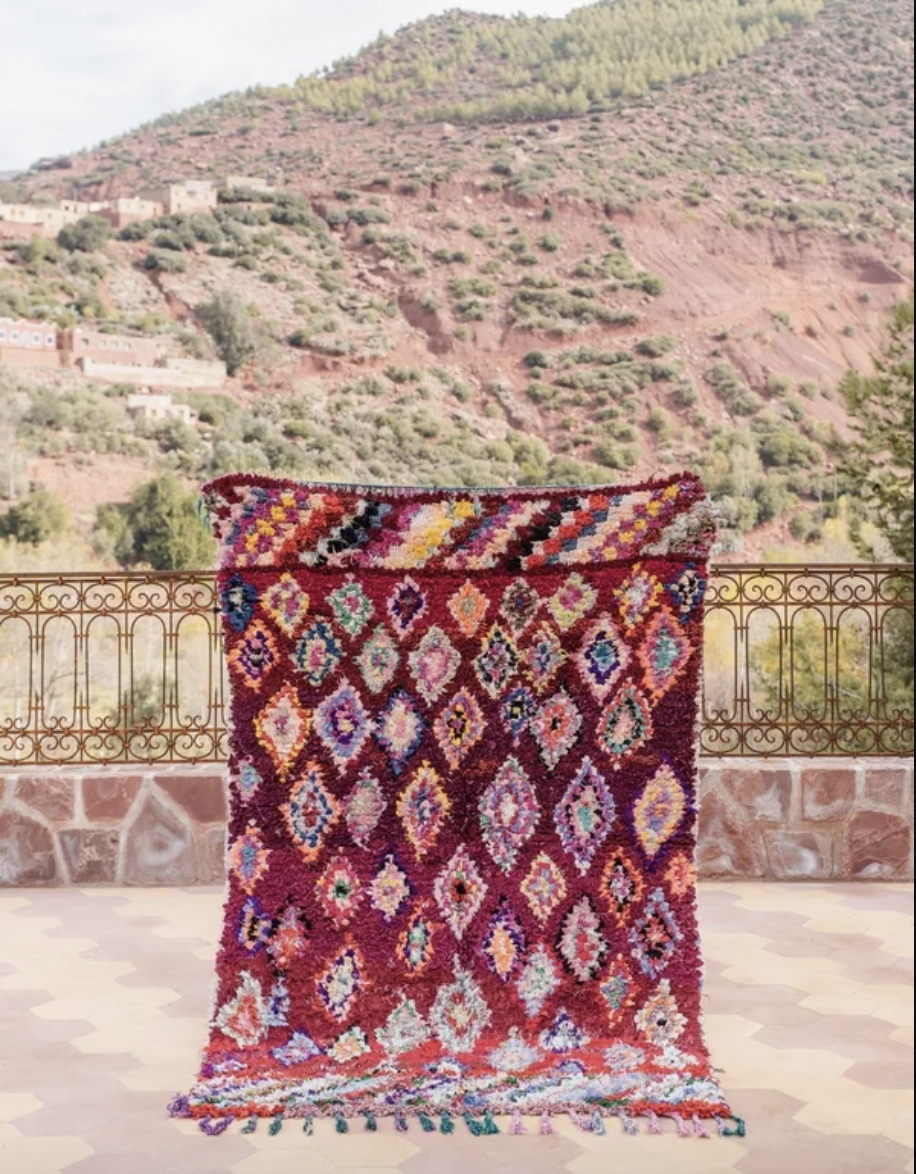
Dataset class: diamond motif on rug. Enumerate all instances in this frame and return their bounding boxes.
[548,572,597,631]
[481,900,527,982]
[555,756,616,875]
[499,579,540,634]
[521,621,567,694]
[272,1031,323,1067]
[293,619,344,687]
[557,896,609,982]
[329,1026,371,1064]
[635,979,687,1046]
[282,762,341,864]
[520,852,568,927]
[343,769,386,849]
[262,573,310,636]
[430,960,492,1053]
[433,688,485,770]
[600,846,645,927]
[328,577,375,637]
[500,685,536,743]
[228,821,270,894]
[599,954,637,1026]
[615,564,664,632]
[516,943,561,1017]
[629,887,683,979]
[370,852,413,923]
[398,900,438,975]
[447,579,489,637]
[316,941,365,1023]
[597,683,654,766]
[228,620,280,691]
[434,845,488,941]
[633,764,687,860]
[315,854,364,928]
[215,971,270,1048]
[220,574,258,632]
[539,1009,591,1053]
[238,897,272,954]
[268,904,309,971]
[375,689,425,775]
[479,756,540,874]
[315,680,372,770]
[530,687,582,770]
[473,624,519,699]
[388,576,427,638]
[376,995,431,1056]
[356,625,400,694]
[637,606,693,701]
[397,761,452,860]
[255,683,311,778]
[409,625,461,705]
[574,613,630,701]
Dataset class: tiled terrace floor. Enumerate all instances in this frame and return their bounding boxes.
[0,883,912,1174]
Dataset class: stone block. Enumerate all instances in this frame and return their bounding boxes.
[156,774,228,823]
[123,793,198,884]
[83,774,143,821]
[862,766,909,812]
[846,811,912,880]
[802,767,857,822]
[0,811,58,884]
[200,826,228,883]
[697,789,763,878]
[721,765,793,822]
[764,830,834,880]
[14,775,75,823]
[59,829,120,884]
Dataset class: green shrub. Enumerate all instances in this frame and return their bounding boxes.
[199,290,256,375]
[58,215,112,253]
[0,488,70,545]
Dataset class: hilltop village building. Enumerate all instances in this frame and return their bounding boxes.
[0,318,226,388]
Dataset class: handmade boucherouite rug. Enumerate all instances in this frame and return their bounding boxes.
[169,473,742,1140]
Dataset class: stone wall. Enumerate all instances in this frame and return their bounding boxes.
[0,759,911,886]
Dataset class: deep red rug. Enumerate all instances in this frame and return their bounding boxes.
[170,473,739,1138]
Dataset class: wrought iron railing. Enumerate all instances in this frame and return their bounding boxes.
[0,566,912,766]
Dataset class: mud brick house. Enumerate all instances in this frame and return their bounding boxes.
[0,317,63,369]
[61,327,163,368]
[99,196,165,229]
[143,180,218,215]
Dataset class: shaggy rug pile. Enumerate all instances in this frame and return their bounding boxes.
[170,473,738,1138]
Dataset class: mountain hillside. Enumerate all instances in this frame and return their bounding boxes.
[0,0,913,570]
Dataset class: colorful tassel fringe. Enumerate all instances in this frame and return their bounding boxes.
[240,1116,257,1135]
[441,1112,455,1135]
[511,1111,525,1135]
[364,1113,377,1132]
[419,1113,436,1133]
[540,1113,556,1136]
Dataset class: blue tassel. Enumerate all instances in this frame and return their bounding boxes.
[483,1111,500,1135]
[591,1110,607,1136]
[395,1113,409,1133]
[441,1111,455,1135]
[464,1113,484,1137]
[336,1115,349,1134]
[240,1116,258,1134]
[268,1114,283,1135]
[303,1116,314,1135]
[419,1113,436,1133]
[365,1113,378,1132]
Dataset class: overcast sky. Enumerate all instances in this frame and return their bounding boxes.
[0,0,581,172]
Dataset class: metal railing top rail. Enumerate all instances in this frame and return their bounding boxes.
[0,564,912,765]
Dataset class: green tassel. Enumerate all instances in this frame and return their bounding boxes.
[336,1115,350,1134]
[240,1116,258,1134]
[419,1113,436,1133]
[303,1116,314,1135]
[365,1113,378,1132]
[723,1116,747,1138]
[464,1113,484,1137]
[441,1111,455,1135]
[268,1114,283,1136]
[484,1111,500,1135]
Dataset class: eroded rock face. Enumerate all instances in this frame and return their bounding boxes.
[122,793,197,884]
[0,811,58,884]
